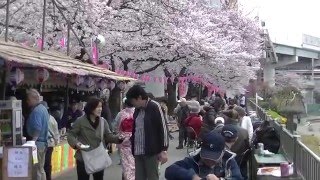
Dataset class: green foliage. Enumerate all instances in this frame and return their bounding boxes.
[271,86,305,115]
[259,101,270,109]
[266,109,287,124]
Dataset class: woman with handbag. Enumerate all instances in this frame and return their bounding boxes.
[67,97,123,180]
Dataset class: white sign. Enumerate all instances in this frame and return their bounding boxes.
[302,34,320,47]
[7,148,29,177]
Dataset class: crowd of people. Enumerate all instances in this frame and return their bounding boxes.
[167,93,253,180]
[25,84,279,180]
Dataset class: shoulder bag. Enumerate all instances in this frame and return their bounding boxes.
[81,118,112,174]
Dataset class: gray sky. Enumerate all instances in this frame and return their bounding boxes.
[239,0,320,44]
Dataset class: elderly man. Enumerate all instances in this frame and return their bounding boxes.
[165,131,242,180]
[174,98,189,149]
[26,89,49,180]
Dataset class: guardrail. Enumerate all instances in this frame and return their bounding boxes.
[249,100,320,180]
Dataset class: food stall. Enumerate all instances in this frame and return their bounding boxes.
[0,39,135,179]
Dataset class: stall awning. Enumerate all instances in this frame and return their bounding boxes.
[0,40,135,81]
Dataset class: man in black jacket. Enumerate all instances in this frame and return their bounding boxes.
[126,85,169,180]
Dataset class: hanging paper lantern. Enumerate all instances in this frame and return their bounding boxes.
[117,81,126,91]
[107,80,115,91]
[85,77,95,88]
[36,68,49,83]
[97,79,108,90]
[100,88,110,100]
[9,67,24,87]
[95,34,106,47]
[73,75,84,87]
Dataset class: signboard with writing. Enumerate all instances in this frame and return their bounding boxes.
[302,34,320,47]
[2,146,32,180]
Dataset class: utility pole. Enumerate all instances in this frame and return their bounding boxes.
[41,0,47,51]
[5,0,10,42]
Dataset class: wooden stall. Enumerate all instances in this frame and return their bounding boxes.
[0,39,135,178]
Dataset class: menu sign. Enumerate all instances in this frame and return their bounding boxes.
[7,148,29,177]
[2,146,32,180]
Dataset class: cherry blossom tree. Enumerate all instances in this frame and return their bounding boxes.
[275,71,309,90]
[0,0,262,92]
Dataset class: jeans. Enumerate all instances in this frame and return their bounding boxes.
[44,147,54,180]
[37,146,47,180]
[135,155,159,180]
[76,160,104,180]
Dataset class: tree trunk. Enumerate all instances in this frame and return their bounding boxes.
[167,80,177,115]
[164,67,187,115]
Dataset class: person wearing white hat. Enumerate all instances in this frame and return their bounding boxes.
[212,117,225,133]
[184,101,202,138]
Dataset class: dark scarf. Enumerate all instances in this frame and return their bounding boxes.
[86,114,100,129]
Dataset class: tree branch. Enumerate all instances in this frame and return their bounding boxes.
[136,62,163,74]
[0,0,18,9]
[136,55,186,74]
[106,0,113,6]
[0,22,24,30]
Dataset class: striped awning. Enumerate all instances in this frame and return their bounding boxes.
[0,40,135,81]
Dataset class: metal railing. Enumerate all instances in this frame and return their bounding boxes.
[249,100,320,180]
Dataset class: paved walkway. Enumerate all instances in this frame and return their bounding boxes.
[54,132,186,180]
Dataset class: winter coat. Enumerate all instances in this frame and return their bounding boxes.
[165,152,243,180]
[185,114,203,137]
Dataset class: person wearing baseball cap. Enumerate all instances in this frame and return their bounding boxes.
[221,125,238,150]
[165,131,243,180]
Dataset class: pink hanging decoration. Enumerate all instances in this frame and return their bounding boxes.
[179,81,188,98]
[153,77,157,82]
[140,74,146,82]
[36,68,50,83]
[37,38,43,50]
[91,39,98,65]
[59,37,67,48]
